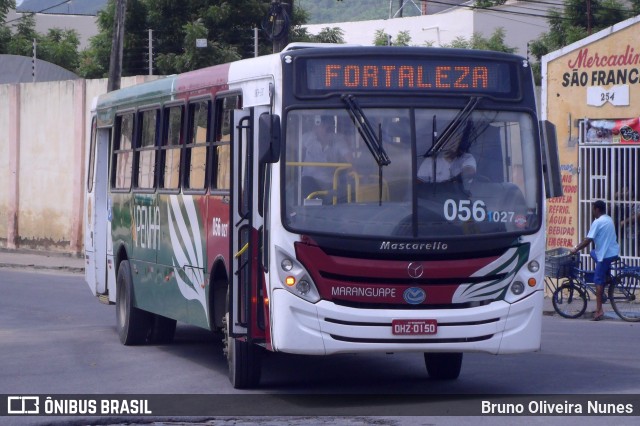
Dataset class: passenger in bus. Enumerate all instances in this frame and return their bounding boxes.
[301,115,351,197]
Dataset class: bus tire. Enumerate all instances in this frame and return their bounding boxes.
[116,260,152,345]
[222,291,261,389]
[148,314,177,344]
[424,352,463,380]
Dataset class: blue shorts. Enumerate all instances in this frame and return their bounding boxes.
[590,250,618,286]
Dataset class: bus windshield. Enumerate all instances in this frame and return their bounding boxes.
[283,108,540,239]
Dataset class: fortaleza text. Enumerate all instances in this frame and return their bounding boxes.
[481,400,634,415]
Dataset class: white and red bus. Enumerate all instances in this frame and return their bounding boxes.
[84,44,561,388]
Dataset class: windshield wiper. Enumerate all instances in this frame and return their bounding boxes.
[425,96,481,158]
[341,94,390,206]
[341,94,391,167]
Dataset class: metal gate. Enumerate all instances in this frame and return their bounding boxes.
[578,140,640,267]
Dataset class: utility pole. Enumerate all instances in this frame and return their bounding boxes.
[271,0,293,53]
[107,0,128,92]
[254,27,259,58]
[398,0,404,18]
[148,29,153,75]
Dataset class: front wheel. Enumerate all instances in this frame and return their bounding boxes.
[609,273,640,322]
[424,353,463,380]
[552,282,587,319]
[116,260,153,345]
[222,290,262,389]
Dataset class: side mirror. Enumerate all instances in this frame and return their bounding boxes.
[258,113,281,164]
[540,120,563,199]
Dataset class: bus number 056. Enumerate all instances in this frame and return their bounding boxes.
[443,199,487,222]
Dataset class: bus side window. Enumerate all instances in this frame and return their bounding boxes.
[112,113,134,190]
[136,108,159,189]
[212,95,240,192]
[160,105,183,190]
[186,99,211,190]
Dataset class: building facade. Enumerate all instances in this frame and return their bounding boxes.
[542,15,640,265]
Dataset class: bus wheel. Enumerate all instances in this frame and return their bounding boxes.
[424,352,463,380]
[222,291,261,389]
[147,314,177,344]
[116,260,152,345]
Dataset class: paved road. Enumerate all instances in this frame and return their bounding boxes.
[1,269,639,425]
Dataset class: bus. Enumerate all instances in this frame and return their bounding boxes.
[84,44,562,388]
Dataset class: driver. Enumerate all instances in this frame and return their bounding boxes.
[301,115,351,195]
[417,147,476,183]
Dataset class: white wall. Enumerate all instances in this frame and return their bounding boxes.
[304,0,563,56]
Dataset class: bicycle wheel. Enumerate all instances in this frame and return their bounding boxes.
[609,273,640,322]
[552,282,587,319]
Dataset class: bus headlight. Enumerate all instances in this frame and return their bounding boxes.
[275,246,321,303]
[510,281,525,295]
[527,260,540,273]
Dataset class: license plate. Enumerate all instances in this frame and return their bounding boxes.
[391,319,438,335]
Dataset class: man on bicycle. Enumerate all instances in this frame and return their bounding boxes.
[570,200,620,321]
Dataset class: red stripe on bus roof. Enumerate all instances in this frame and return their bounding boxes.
[175,63,231,93]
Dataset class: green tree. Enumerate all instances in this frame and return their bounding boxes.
[475,0,507,7]
[528,0,634,84]
[79,0,279,77]
[37,28,80,71]
[6,13,37,57]
[440,28,516,53]
[373,29,411,46]
[312,27,345,44]
[155,20,240,74]
[0,0,13,54]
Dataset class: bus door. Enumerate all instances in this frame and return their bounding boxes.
[85,120,110,297]
[230,106,267,338]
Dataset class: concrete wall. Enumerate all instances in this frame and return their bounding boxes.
[0,76,158,254]
[0,84,9,240]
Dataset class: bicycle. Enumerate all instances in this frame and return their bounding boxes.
[546,248,640,321]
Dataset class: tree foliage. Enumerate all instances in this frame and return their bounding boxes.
[298,0,417,24]
[440,28,516,53]
[475,0,507,7]
[1,10,80,71]
[373,29,412,46]
[528,0,635,83]
[79,0,297,78]
[1,0,14,22]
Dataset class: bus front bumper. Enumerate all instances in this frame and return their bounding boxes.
[270,288,543,355]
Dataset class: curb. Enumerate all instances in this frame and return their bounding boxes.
[0,262,84,274]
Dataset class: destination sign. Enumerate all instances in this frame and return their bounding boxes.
[301,57,515,96]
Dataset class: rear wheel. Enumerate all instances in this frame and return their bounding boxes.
[609,273,640,322]
[424,353,463,380]
[552,282,587,319]
[222,290,261,389]
[116,260,152,345]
